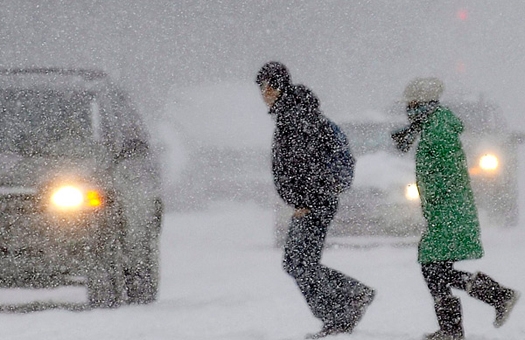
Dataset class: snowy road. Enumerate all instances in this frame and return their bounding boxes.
[0,201,523,340]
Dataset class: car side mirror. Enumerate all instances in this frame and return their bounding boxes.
[115,139,149,161]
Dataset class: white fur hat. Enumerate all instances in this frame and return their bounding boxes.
[403,77,444,102]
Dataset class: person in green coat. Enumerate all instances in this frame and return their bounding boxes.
[391,77,520,340]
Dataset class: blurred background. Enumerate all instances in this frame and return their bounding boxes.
[2,0,525,214]
[2,0,524,125]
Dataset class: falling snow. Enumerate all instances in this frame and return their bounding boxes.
[0,1,524,340]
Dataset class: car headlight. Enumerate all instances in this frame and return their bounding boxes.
[469,153,500,176]
[479,153,499,171]
[405,183,420,201]
[47,183,104,212]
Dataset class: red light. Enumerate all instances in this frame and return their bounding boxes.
[456,61,466,73]
[457,9,468,21]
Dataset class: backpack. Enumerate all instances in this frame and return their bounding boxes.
[326,120,355,194]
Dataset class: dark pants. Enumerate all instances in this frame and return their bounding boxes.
[422,260,512,307]
[421,261,471,301]
[283,197,369,326]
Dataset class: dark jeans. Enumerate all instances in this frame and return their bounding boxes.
[421,261,471,301]
[282,197,368,326]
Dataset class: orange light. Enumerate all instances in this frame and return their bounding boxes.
[469,167,481,176]
[86,190,102,207]
[49,184,104,212]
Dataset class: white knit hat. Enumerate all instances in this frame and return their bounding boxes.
[403,77,444,102]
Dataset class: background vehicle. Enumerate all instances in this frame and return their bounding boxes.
[273,111,421,247]
[274,97,524,247]
[159,81,274,211]
[0,68,163,307]
[447,96,524,227]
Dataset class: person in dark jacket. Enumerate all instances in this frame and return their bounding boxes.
[256,61,375,339]
[392,77,521,340]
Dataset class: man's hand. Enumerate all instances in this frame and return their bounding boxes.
[293,208,311,218]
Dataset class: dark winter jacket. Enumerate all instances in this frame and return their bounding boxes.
[416,106,484,264]
[270,84,339,210]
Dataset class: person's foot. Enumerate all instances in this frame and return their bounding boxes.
[494,289,520,328]
[305,288,376,339]
[305,323,353,339]
[350,287,376,327]
[422,330,464,340]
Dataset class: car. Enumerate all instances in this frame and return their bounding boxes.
[0,68,163,307]
[445,95,524,227]
[274,97,524,247]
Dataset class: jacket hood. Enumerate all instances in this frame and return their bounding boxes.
[403,77,444,102]
[270,84,321,124]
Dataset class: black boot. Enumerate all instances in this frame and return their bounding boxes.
[466,272,521,328]
[424,296,464,340]
[305,287,376,339]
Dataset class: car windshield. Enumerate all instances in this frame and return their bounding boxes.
[0,89,95,156]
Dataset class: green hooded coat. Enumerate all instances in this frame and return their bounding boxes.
[416,107,484,264]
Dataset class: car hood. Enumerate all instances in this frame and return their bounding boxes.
[353,151,415,191]
[0,152,108,189]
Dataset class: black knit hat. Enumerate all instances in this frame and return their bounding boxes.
[255,61,291,90]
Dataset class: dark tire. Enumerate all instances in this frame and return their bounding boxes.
[87,220,125,308]
[125,199,162,304]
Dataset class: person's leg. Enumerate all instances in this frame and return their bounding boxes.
[312,198,375,331]
[421,262,464,340]
[437,261,521,328]
[298,199,375,334]
[282,205,329,322]
[465,271,520,328]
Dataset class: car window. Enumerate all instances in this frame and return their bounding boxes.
[445,102,506,133]
[115,91,149,142]
[0,89,95,155]
[342,122,398,157]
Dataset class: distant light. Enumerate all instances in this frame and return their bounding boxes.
[405,183,420,201]
[457,9,469,21]
[456,61,466,74]
[479,154,499,171]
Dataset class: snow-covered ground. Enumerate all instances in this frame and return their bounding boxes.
[0,199,523,340]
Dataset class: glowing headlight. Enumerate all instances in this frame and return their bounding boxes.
[405,183,420,201]
[51,186,84,209]
[479,154,499,171]
[49,184,103,212]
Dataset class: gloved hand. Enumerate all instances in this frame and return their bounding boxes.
[391,125,417,153]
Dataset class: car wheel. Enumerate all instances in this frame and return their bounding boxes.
[87,214,125,308]
[125,199,162,304]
